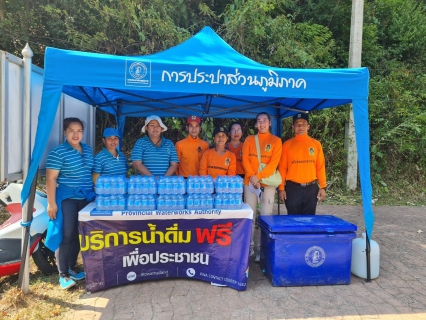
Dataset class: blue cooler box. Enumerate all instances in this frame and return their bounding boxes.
[258,215,357,286]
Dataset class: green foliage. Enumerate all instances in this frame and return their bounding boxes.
[219,0,336,67]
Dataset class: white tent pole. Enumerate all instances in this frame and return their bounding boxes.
[345,0,364,190]
[19,43,33,294]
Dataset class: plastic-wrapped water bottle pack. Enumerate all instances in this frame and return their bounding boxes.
[157,176,186,195]
[214,175,244,209]
[186,176,214,194]
[96,175,128,194]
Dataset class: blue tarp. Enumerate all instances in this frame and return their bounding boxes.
[22,26,374,238]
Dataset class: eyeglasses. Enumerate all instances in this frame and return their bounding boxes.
[231,129,242,133]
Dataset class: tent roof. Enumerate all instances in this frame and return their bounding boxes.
[44,26,369,120]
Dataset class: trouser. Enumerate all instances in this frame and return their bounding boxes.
[244,185,276,253]
[55,198,88,274]
[284,181,319,215]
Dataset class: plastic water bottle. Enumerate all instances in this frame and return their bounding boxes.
[103,195,110,210]
[235,194,242,209]
[229,176,236,193]
[157,177,165,194]
[223,193,231,209]
[148,176,157,194]
[229,193,236,209]
[118,194,126,210]
[206,194,213,209]
[215,176,223,193]
[128,176,135,194]
[186,194,193,210]
[214,194,222,209]
[206,176,214,194]
[126,194,134,210]
[96,176,104,195]
[103,176,111,194]
[148,194,156,210]
[109,176,116,194]
[134,195,141,210]
[193,193,200,209]
[141,177,147,194]
[176,176,184,194]
[158,195,167,210]
[163,177,170,194]
[135,176,142,194]
[109,194,117,210]
[187,176,194,193]
[177,194,185,209]
[193,176,200,191]
[96,195,104,210]
[236,176,243,193]
[118,175,126,194]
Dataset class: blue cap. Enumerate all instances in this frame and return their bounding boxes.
[103,127,121,138]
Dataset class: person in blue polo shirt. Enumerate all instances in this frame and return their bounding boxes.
[130,115,179,176]
[45,117,96,290]
[92,127,128,183]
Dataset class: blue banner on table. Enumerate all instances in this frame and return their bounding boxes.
[78,203,253,292]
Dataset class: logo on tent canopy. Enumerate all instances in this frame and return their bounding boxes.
[126,60,151,87]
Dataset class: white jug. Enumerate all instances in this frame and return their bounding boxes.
[351,232,380,279]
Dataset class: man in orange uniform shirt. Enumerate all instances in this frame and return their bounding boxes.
[278,113,326,214]
[175,115,209,177]
[199,126,236,178]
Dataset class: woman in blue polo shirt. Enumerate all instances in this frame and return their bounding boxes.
[45,117,95,290]
[130,115,179,176]
[92,127,128,183]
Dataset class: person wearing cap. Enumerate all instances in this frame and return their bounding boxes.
[278,113,326,215]
[227,121,245,178]
[199,126,236,178]
[130,115,179,176]
[92,127,128,183]
[175,116,209,177]
[242,112,282,261]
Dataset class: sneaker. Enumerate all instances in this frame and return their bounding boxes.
[59,273,76,290]
[255,252,261,263]
[68,266,85,281]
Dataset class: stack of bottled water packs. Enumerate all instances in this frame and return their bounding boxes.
[95,175,128,210]
[157,176,186,210]
[214,175,244,210]
[127,176,157,210]
[95,174,244,212]
[186,176,215,210]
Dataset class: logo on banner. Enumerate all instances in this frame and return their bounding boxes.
[186,268,196,277]
[126,60,151,87]
[127,271,137,281]
[305,246,326,267]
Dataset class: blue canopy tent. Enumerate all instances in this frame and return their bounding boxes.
[22,26,374,239]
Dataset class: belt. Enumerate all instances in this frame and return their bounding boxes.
[287,180,317,187]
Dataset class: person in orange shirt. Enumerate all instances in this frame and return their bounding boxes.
[242,112,282,261]
[227,122,245,179]
[278,113,326,214]
[199,126,236,178]
[175,115,209,177]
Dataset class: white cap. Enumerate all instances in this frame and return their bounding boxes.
[141,115,168,133]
